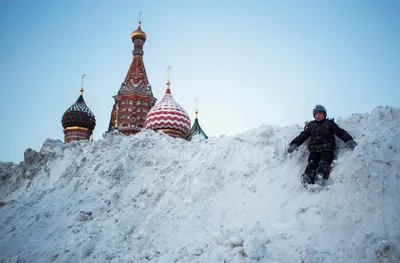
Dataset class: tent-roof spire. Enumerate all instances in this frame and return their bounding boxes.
[108,14,156,134]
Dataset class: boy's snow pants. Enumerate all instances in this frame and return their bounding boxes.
[302,151,335,184]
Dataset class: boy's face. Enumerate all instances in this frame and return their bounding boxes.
[314,112,325,121]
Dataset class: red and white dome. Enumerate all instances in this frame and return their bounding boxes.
[144,82,191,138]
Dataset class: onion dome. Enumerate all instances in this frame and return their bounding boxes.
[185,110,208,141]
[131,21,147,41]
[62,88,96,131]
[144,81,191,138]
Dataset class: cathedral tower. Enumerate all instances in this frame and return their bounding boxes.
[107,19,156,134]
[62,75,96,142]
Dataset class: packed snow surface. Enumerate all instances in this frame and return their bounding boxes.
[1,106,400,262]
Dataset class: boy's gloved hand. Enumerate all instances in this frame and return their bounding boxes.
[287,143,297,153]
[346,140,357,150]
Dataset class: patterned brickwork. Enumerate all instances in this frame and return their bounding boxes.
[64,128,92,143]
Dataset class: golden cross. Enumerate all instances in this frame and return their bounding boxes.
[81,74,85,86]
[138,12,142,24]
[194,97,200,110]
[80,74,86,94]
[166,65,172,82]
[194,97,200,118]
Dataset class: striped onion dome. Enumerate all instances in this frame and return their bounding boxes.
[61,88,96,130]
[144,82,191,137]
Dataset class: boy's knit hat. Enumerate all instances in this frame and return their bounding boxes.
[313,104,327,117]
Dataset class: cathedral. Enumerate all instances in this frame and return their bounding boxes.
[61,20,207,142]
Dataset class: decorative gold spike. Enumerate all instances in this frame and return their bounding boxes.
[114,102,119,128]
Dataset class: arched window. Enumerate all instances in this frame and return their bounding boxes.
[136,108,148,113]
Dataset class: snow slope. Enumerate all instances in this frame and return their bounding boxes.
[1,106,399,263]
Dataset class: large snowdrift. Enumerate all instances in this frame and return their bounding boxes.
[1,106,399,262]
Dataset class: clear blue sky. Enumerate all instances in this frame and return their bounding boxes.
[0,0,399,163]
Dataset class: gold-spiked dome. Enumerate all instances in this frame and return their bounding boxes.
[131,21,147,41]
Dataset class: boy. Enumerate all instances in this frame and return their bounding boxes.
[287,105,357,185]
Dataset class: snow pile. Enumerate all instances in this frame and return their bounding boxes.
[0,106,399,263]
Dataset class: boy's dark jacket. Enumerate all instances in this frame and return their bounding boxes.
[290,118,353,152]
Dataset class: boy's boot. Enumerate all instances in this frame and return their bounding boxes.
[315,161,329,185]
[301,172,315,185]
[301,160,317,185]
[301,168,316,185]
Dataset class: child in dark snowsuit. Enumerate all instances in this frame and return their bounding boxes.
[287,105,357,185]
